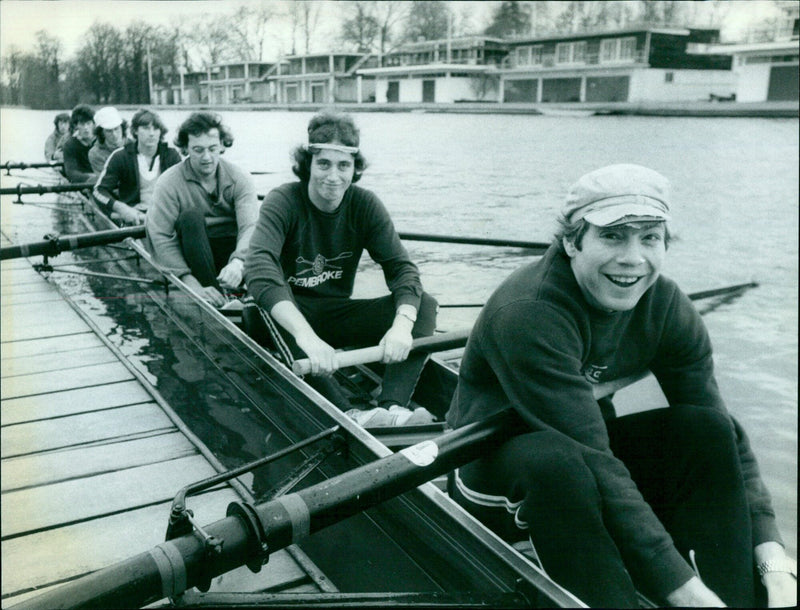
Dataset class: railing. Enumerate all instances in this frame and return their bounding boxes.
[504,49,646,70]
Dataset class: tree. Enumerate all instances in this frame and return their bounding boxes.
[181,15,236,68]
[340,1,381,52]
[402,0,451,42]
[485,1,532,38]
[229,2,277,61]
[76,22,124,104]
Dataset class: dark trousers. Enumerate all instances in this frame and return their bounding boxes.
[454,405,759,608]
[176,209,237,290]
[280,292,438,409]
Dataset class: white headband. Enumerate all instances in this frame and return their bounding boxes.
[306,142,359,155]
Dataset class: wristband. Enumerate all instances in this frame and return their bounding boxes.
[757,556,797,578]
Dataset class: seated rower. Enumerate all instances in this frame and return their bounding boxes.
[245,111,438,426]
[44,112,70,163]
[88,106,127,174]
[62,104,98,184]
[446,164,796,608]
[93,109,181,225]
[146,112,257,308]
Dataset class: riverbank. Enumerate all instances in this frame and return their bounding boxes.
[153,100,799,118]
[5,100,796,118]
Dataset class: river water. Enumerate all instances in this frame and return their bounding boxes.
[1,107,797,556]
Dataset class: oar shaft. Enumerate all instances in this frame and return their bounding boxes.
[398,232,550,251]
[2,161,64,171]
[0,182,94,196]
[292,328,470,376]
[13,410,532,610]
[0,226,145,261]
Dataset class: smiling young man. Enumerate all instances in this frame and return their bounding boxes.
[146,112,258,307]
[245,112,438,427]
[446,164,795,608]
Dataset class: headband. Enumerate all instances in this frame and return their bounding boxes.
[306,142,359,155]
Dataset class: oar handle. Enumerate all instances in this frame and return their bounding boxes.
[292,328,470,376]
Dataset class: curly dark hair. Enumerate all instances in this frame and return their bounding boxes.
[131,109,168,141]
[174,112,234,152]
[70,104,94,130]
[54,112,70,128]
[291,111,368,183]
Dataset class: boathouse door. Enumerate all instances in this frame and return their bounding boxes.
[422,80,435,102]
[387,81,399,102]
[767,65,799,101]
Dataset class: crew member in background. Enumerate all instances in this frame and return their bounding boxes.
[61,104,97,184]
[245,111,438,427]
[447,164,796,608]
[44,112,70,163]
[94,108,181,225]
[146,112,257,307]
[88,106,127,173]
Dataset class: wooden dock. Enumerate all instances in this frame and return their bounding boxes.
[1,253,334,607]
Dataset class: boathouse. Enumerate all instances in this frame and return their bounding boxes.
[703,2,799,102]
[499,26,734,103]
[267,53,378,104]
[357,37,508,103]
[202,62,278,104]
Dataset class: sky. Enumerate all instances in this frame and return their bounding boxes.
[0,0,785,62]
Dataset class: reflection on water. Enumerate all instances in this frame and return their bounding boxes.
[1,108,796,556]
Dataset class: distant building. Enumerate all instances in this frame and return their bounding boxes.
[267,53,378,104]
[500,26,734,103]
[153,71,203,105]
[202,62,278,104]
[358,37,508,103]
[703,2,798,102]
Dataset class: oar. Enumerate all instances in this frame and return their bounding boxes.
[438,282,760,309]
[2,160,63,172]
[0,226,146,260]
[0,217,234,261]
[0,182,95,197]
[397,232,550,251]
[11,408,583,610]
[292,328,471,376]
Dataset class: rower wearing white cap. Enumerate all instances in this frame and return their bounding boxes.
[89,106,127,173]
[446,164,795,608]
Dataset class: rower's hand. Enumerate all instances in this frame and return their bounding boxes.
[296,332,338,377]
[380,316,413,363]
[217,258,244,290]
[665,576,726,607]
[756,543,797,608]
[181,274,227,308]
[118,206,145,225]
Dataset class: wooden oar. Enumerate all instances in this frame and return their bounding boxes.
[292,329,471,376]
[0,181,95,197]
[398,232,550,251]
[12,408,580,610]
[2,160,63,172]
[0,217,233,261]
[438,281,760,309]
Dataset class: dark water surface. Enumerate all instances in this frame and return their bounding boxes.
[2,108,796,555]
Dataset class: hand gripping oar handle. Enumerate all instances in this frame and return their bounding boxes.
[292,328,471,376]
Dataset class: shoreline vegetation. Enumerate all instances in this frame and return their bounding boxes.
[3,101,797,118]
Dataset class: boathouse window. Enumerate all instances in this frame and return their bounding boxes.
[516,47,532,66]
[600,39,617,62]
[665,72,674,83]
[573,41,586,63]
[556,43,571,64]
[619,38,636,61]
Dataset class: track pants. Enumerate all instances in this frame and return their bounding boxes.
[453,405,760,608]
[176,209,237,290]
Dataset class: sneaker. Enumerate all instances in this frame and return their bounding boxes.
[405,406,436,425]
[220,298,244,312]
[345,407,394,428]
[387,405,414,425]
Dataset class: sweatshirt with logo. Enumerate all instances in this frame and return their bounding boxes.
[246,181,422,312]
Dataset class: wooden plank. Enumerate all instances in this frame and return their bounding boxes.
[0,281,58,297]
[1,313,88,343]
[2,402,173,457]
[2,380,152,425]
[1,454,219,537]
[2,432,197,492]
[0,331,101,360]
[2,345,117,378]
[0,361,133,400]
[1,489,237,596]
[1,288,65,307]
[1,259,36,270]
[0,266,47,286]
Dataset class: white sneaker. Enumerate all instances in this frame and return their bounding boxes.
[345,407,394,427]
